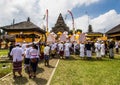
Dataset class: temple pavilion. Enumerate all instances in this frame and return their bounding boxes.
[0,17,46,43]
[85,24,103,41]
[106,24,120,40]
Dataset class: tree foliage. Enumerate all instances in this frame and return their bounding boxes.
[75,29,82,34]
[68,30,73,35]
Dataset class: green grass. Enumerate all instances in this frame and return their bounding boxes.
[0,62,12,78]
[0,49,12,78]
[0,49,9,56]
[51,54,120,85]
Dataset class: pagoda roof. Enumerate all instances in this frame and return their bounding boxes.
[106,24,120,34]
[0,21,46,34]
[52,13,69,33]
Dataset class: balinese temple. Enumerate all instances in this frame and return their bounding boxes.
[0,17,46,43]
[106,24,120,40]
[51,13,69,34]
[85,24,103,40]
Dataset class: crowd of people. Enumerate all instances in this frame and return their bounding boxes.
[9,40,120,78]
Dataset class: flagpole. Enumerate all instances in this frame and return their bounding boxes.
[46,9,48,32]
[85,11,90,28]
[68,10,75,34]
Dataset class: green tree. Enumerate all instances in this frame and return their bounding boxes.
[68,30,73,35]
[75,29,82,34]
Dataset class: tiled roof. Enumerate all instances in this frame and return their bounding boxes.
[106,24,120,34]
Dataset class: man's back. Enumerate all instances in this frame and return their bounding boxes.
[10,46,23,62]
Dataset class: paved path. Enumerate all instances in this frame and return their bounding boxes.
[0,58,59,85]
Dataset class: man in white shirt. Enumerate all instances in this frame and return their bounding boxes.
[101,41,105,57]
[80,43,85,59]
[51,43,56,58]
[95,41,101,59]
[10,43,24,78]
[58,42,64,59]
[44,44,50,66]
[115,41,119,54]
[24,44,31,77]
[64,41,70,59]
[73,41,77,54]
[29,44,39,78]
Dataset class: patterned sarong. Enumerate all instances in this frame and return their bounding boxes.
[13,61,22,72]
[59,51,64,56]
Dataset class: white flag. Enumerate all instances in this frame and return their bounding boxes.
[79,33,86,43]
[60,34,67,42]
[47,34,55,43]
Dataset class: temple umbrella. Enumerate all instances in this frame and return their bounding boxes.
[77,32,81,35]
[57,31,62,35]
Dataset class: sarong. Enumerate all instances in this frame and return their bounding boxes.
[13,61,22,72]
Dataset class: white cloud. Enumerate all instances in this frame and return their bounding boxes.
[0,0,120,34]
[66,15,89,32]
[38,0,100,30]
[0,0,100,29]
[67,9,120,33]
[91,10,120,32]
[3,0,120,34]
[0,0,41,26]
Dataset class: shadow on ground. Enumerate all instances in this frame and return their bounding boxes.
[47,65,55,68]
[36,67,44,75]
[13,76,28,84]
[62,55,120,62]
[32,77,47,85]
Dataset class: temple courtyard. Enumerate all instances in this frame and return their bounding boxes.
[0,50,120,85]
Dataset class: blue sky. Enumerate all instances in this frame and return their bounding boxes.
[72,0,120,18]
[66,0,120,32]
[0,0,120,32]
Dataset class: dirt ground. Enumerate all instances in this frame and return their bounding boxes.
[0,58,59,85]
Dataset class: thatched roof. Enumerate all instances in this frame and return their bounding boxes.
[106,24,120,34]
[0,20,46,34]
